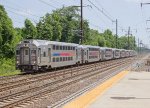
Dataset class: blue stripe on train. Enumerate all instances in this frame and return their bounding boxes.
[53,53,60,56]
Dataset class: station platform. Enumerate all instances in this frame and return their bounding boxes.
[63,70,150,108]
[88,71,150,108]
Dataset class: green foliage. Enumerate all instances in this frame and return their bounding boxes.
[103,29,115,48]
[118,35,136,50]
[0,4,137,76]
[22,19,37,39]
[0,58,20,76]
[0,5,22,58]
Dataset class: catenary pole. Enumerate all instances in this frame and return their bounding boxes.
[80,0,83,44]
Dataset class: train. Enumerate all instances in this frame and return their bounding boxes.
[16,39,137,72]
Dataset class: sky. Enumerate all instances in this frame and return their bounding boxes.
[0,0,150,48]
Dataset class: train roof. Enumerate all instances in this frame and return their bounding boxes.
[20,39,79,47]
[81,45,100,48]
[100,47,113,50]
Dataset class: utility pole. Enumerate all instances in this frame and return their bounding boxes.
[134,36,136,50]
[127,26,130,50]
[140,40,142,54]
[80,0,83,44]
[141,3,150,7]
[116,19,118,48]
[138,38,140,54]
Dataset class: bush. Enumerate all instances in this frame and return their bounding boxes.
[0,58,20,76]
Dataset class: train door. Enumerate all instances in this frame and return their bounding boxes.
[38,48,41,63]
[48,48,51,62]
[41,47,48,65]
[87,50,88,60]
[21,47,30,64]
[99,50,101,61]
[101,50,104,60]
[81,49,84,63]
[113,50,115,58]
[76,49,78,60]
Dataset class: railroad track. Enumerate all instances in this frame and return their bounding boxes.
[18,59,134,108]
[0,58,134,108]
[51,63,131,108]
[0,58,123,92]
[0,60,111,87]
[0,59,122,100]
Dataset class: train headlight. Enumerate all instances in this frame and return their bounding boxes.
[17,61,19,64]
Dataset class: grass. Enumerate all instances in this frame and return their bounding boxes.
[0,58,21,76]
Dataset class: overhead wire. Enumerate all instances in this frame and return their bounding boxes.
[38,0,57,9]
[4,5,41,18]
[94,0,115,20]
[87,0,115,22]
[7,9,38,23]
[91,0,128,35]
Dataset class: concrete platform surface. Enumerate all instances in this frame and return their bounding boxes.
[88,71,150,108]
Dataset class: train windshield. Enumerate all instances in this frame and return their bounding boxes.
[16,50,20,55]
[31,50,36,56]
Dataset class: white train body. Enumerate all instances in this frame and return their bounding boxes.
[16,40,136,71]
[101,47,113,60]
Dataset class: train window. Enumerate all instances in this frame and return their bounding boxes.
[60,46,62,50]
[68,46,70,50]
[60,57,62,62]
[63,46,65,50]
[31,50,36,56]
[63,57,65,61]
[56,57,59,62]
[66,46,68,50]
[38,48,41,57]
[25,50,28,55]
[16,50,20,55]
[71,57,73,60]
[68,57,70,61]
[48,48,51,56]
[53,45,56,50]
[70,57,72,60]
[73,47,75,50]
[23,41,30,43]
[56,46,59,50]
[43,52,46,57]
[53,58,55,62]
[66,57,68,61]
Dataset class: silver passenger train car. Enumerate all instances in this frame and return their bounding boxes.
[16,39,137,72]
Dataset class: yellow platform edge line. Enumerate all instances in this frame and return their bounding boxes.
[63,70,129,108]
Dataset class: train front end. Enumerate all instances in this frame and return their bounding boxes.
[16,40,38,72]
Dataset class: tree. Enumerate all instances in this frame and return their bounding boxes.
[98,36,106,47]
[103,29,115,48]
[37,14,53,40]
[0,5,18,58]
[22,19,37,39]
